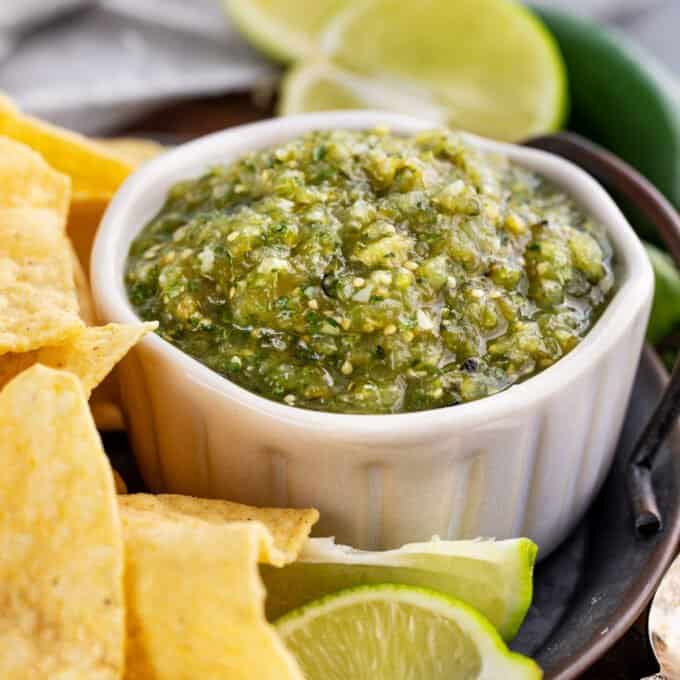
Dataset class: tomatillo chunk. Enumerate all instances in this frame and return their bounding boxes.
[126,128,614,414]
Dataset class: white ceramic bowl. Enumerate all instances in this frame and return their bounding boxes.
[92,111,653,554]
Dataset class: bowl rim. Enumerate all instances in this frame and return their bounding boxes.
[92,110,654,439]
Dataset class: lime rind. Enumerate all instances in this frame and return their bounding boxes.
[515,0,570,132]
[276,583,542,679]
[508,538,538,640]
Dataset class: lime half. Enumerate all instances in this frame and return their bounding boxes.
[276,584,542,679]
[262,537,536,641]
[275,0,567,140]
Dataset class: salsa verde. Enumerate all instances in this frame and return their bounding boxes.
[126,128,615,414]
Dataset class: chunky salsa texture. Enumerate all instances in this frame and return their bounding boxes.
[126,128,615,414]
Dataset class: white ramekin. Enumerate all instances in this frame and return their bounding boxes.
[92,111,653,555]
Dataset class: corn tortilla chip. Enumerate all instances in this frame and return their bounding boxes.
[0,207,82,354]
[114,469,128,494]
[34,322,156,395]
[68,241,129,431]
[0,137,71,219]
[66,140,162,273]
[119,494,319,567]
[67,193,110,274]
[0,322,156,394]
[0,365,124,679]
[96,137,165,166]
[121,510,303,680]
[70,240,98,324]
[0,99,133,196]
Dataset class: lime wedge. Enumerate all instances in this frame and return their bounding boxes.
[223,0,348,63]
[262,537,536,641]
[276,584,542,679]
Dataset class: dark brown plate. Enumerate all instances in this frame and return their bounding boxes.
[511,346,680,678]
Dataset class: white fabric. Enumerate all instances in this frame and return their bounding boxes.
[0,0,273,133]
[0,0,675,133]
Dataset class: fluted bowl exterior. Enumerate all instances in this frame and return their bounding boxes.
[92,112,653,554]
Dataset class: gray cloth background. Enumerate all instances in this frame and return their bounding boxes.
[0,0,676,134]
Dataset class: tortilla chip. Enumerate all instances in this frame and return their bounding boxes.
[67,242,130,431]
[119,494,319,567]
[0,322,156,394]
[0,137,71,219]
[0,365,124,679]
[67,193,110,274]
[66,139,162,273]
[70,240,98,324]
[0,99,133,196]
[113,469,128,494]
[121,510,303,680]
[0,207,82,354]
[96,137,165,166]
[35,322,156,395]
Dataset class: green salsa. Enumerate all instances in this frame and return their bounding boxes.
[126,128,615,414]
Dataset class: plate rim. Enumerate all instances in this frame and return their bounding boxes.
[549,347,680,679]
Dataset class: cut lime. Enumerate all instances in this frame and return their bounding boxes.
[276,0,567,141]
[223,0,348,63]
[226,0,566,140]
[262,537,536,641]
[276,584,542,679]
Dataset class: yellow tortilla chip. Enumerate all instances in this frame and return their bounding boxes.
[96,137,165,166]
[66,140,162,273]
[119,493,319,567]
[113,469,128,494]
[70,240,98,324]
[0,365,124,679]
[0,207,82,354]
[0,322,156,394]
[121,510,303,680]
[35,322,156,395]
[67,193,110,274]
[0,98,133,196]
[68,240,129,430]
[0,137,71,219]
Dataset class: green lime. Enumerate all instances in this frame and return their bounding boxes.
[262,537,536,641]
[276,584,542,679]
[268,0,567,140]
[223,0,348,63]
[644,242,680,344]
